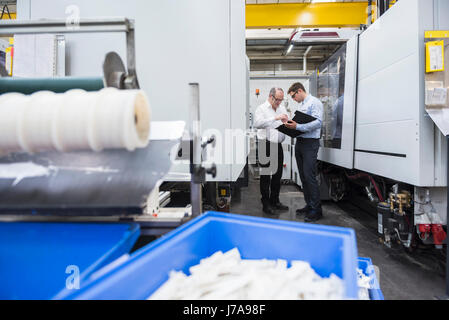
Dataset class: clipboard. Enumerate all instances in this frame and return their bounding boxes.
[276,111,317,138]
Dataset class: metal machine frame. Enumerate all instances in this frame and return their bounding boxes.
[0,18,139,89]
[0,19,215,235]
[13,0,249,213]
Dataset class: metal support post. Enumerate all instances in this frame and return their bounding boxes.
[189,83,202,216]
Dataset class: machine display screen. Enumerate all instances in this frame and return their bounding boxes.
[318,43,346,150]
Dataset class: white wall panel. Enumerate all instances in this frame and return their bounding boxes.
[358,0,419,82]
[356,53,419,125]
[355,120,417,155]
[354,151,417,185]
[354,0,440,186]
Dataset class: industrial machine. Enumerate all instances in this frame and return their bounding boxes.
[0,14,228,299]
[14,0,250,212]
[0,18,219,237]
[311,0,449,251]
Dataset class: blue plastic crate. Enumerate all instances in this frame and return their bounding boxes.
[0,221,140,300]
[61,212,359,300]
[358,257,384,300]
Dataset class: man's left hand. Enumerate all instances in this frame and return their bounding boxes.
[284,120,297,129]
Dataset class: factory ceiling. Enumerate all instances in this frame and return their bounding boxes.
[245,0,368,72]
[246,30,343,73]
[1,0,355,73]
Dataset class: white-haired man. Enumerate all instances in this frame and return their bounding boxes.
[254,88,290,215]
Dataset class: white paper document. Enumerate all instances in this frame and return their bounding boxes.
[429,45,444,71]
[425,81,448,107]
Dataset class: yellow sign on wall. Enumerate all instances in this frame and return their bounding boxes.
[426,40,445,73]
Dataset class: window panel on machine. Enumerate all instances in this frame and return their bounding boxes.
[317,44,346,150]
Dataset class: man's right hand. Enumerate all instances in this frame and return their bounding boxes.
[275,114,289,123]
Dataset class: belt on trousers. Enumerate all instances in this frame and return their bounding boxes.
[262,139,283,145]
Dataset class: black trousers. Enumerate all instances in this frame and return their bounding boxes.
[258,140,284,206]
[295,138,321,212]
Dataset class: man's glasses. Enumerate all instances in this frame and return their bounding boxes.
[273,97,283,103]
[290,92,297,99]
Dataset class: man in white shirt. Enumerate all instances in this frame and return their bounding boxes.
[254,88,290,215]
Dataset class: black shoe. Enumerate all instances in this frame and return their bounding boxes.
[296,206,310,216]
[304,210,323,222]
[263,205,277,215]
[271,202,289,212]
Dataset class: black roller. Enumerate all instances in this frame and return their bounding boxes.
[0,77,104,95]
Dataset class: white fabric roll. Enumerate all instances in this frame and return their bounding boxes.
[93,88,151,151]
[56,89,98,152]
[0,93,30,153]
[23,91,63,153]
[0,88,151,155]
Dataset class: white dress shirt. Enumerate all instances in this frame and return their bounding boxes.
[253,100,287,143]
[295,94,323,139]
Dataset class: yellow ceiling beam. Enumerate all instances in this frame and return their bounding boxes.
[246,3,369,29]
[425,31,449,39]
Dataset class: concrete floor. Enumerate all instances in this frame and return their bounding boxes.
[229,173,447,300]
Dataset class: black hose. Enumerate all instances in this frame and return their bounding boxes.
[381,178,387,202]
